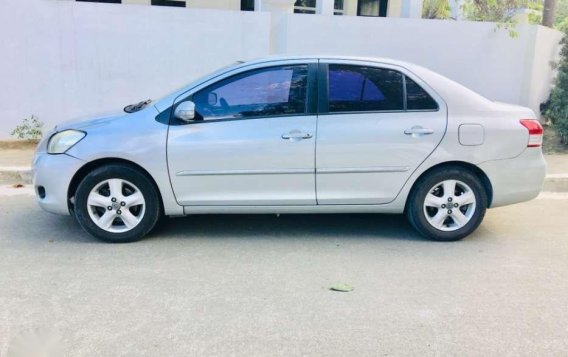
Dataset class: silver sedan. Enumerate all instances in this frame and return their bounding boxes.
[32,56,546,242]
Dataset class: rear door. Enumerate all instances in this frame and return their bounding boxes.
[315,60,447,204]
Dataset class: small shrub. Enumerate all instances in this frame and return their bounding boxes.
[10,115,44,141]
[545,30,568,144]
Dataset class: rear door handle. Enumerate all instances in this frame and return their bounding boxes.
[404,126,434,136]
[282,130,313,141]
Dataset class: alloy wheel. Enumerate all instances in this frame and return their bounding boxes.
[86,178,146,233]
[423,179,477,232]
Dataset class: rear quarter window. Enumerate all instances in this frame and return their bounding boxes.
[405,76,439,111]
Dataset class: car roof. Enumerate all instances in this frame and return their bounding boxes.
[154,55,494,113]
[238,55,418,70]
[246,55,493,108]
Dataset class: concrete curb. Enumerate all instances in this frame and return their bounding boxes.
[0,167,32,184]
[2,166,568,192]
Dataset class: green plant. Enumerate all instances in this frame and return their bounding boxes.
[461,0,541,37]
[556,0,568,29]
[10,115,44,140]
[545,30,568,144]
[528,1,543,25]
[422,0,451,19]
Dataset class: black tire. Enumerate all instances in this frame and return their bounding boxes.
[406,167,488,241]
[74,164,161,243]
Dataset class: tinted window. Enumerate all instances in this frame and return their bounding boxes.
[241,0,254,11]
[151,0,185,6]
[406,77,439,110]
[328,65,404,112]
[192,65,308,120]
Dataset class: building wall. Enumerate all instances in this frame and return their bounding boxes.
[0,0,270,136]
[0,0,562,137]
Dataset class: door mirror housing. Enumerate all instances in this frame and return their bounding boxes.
[174,101,196,122]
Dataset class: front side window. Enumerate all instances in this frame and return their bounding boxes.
[328,65,404,112]
[192,65,309,120]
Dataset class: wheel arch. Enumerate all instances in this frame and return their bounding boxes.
[67,158,164,215]
[405,161,493,211]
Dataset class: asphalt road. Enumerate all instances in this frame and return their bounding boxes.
[0,193,567,356]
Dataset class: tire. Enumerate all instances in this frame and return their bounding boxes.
[74,164,161,243]
[406,167,488,241]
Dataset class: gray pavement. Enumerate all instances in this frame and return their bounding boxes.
[0,193,567,356]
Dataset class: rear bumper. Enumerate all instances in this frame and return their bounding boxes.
[32,153,85,215]
[479,149,546,208]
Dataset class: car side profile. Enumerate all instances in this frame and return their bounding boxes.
[32,56,546,243]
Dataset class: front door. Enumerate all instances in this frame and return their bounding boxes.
[168,63,317,206]
[315,61,447,204]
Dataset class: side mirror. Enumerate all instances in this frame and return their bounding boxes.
[174,101,196,122]
[208,92,218,106]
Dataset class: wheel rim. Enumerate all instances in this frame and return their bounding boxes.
[86,178,146,233]
[423,179,477,232]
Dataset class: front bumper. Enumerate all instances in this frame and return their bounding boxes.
[32,153,85,215]
[479,148,546,208]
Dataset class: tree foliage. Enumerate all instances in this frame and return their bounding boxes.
[422,0,451,19]
[546,31,568,144]
[461,0,529,22]
[461,0,542,37]
[555,0,568,30]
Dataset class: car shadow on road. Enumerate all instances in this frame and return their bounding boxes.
[149,213,424,242]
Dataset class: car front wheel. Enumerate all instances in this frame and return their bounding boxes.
[74,164,161,243]
[406,167,488,241]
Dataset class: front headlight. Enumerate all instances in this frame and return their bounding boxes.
[47,130,86,154]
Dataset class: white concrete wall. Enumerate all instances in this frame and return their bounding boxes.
[0,0,270,137]
[0,0,562,137]
[277,15,562,115]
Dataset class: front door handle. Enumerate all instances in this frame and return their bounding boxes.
[404,126,434,137]
[282,130,313,142]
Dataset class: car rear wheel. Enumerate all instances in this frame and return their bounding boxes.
[74,164,161,243]
[406,167,487,241]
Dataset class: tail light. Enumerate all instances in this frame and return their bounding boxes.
[520,119,543,148]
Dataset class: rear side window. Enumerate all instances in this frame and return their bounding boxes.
[406,76,438,110]
[328,65,404,112]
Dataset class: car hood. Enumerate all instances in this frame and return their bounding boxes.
[55,110,127,132]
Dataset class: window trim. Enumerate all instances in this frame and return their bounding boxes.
[318,62,440,116]
[171,63,317,125]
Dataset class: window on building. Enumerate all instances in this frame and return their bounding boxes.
[241,0,255,11]
[151,0,185,7]
[334,0,345,15]
[76,0,121,3]
[357,0,388,17]
[293,0,344,15]
[294,0,316,14]
[328,65,404,112]
[191,65,309,120]
[405,77,438,110]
